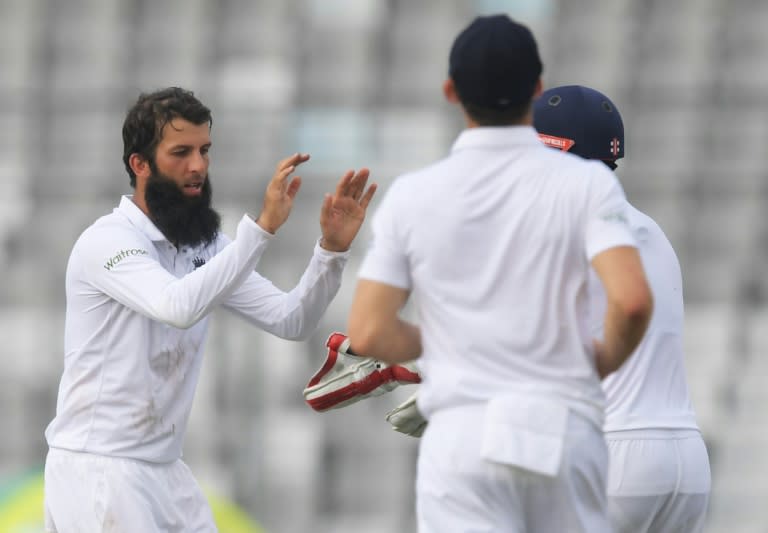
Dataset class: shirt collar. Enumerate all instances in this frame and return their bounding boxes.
[116,195,168,243]
[450,125,542,154]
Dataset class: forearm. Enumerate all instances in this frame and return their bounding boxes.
[348,316,421,364]
[267,252,346,340]
[225,241,348,340]
[597,300,651,378]
[347,279,417,363]
[590,245,653,379]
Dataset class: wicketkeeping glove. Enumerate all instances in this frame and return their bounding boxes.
[303,332,422,412]
[385,392,428,438]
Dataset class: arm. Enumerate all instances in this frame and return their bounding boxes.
[85,154,309,329]
[223,243,348,340]
[347,279,421,364]
[84,216,272,329]
[225,166,376,340]
[224,166,376,339]
[590,245,653,378]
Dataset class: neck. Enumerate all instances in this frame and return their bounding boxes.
[131,185,150,216]
[461,108,534,129]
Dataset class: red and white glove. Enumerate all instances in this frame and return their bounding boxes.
[303,332,421,412]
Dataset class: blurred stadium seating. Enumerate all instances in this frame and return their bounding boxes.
[1,0,766,531]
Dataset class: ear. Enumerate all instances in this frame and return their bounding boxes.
[129,153,151,182]
[533,78,543,99]
[443,78,460,104]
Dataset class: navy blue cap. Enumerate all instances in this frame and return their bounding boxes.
[533,85,624,162]
[449,15,543,110]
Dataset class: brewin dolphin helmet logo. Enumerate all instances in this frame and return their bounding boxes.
[538,133,575,152]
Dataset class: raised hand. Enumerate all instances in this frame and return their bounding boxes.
[255,153,310,234]
[319,168,377,252]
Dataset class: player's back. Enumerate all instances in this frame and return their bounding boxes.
[372,127,634,423]
[596,204,710,533]
[594,204,698,432]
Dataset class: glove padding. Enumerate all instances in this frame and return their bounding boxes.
[304,332,421,412]
[385,392,427,438]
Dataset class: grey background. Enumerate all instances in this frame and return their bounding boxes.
[0,0,766,531]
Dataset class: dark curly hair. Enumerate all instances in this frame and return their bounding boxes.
[122,87,212,187]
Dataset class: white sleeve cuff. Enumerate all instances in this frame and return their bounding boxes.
[239,214,276,240]
[313,238,351,262]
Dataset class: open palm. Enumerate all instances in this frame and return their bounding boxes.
[320,168,377,252]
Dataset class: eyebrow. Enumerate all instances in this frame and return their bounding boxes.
[168,142,212,151]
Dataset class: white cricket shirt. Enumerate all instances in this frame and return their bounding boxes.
[46,196,348,463]
[358,127,637,427]
[595,203,699,432]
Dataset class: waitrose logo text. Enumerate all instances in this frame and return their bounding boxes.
[104,249,149,270]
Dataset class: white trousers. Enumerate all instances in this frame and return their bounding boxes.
[416,404,610,533]
[44,447,217,533]
[606,429,711,533]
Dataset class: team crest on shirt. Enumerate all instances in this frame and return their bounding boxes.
[193,256,206,269]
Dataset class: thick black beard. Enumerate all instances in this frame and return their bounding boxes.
[144,169,221,248]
